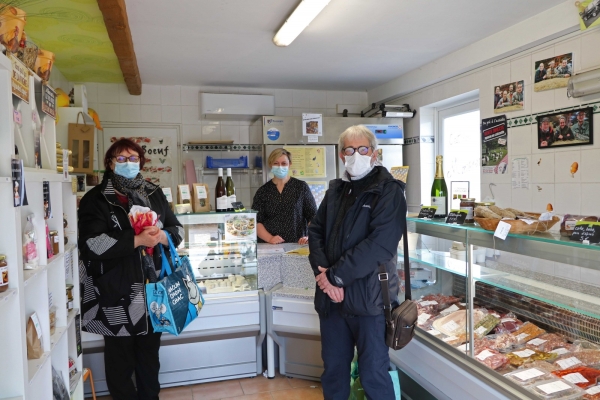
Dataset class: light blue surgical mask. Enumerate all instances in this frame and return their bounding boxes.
[114,161,140,179]
[271,166,289,179]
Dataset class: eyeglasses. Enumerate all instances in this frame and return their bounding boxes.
[342,146,371,156]
[114,155,140,163]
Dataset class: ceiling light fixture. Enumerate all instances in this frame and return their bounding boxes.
[273,0,331,47]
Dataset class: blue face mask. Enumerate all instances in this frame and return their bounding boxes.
[271,166,289,179]
[114,161,140,179]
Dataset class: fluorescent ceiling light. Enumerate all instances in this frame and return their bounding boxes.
[273,0,331,47]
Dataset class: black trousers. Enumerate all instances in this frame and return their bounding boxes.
[320,302,395,400]
[104,327,162,400]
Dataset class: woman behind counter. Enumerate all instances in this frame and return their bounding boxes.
[252,148,317,245]
[78,138,183,400]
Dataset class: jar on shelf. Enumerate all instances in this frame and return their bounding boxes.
[460,198,476,224]
[475,201,495,209]
[49,230,59,255]
[0,255,8,292]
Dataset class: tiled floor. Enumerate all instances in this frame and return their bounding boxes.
[95,374,323,400]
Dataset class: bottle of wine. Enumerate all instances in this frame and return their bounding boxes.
[225,168,236,211]
[431,155,448,218]
[215,168,227,212]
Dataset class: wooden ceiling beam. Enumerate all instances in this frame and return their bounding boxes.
[97,0,141,95]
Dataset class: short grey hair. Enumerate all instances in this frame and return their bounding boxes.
[338,125,378,153]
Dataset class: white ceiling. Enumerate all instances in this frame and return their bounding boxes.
[125,0,565,91]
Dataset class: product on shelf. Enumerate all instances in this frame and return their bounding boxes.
[572,341,600,352]
[474,314,500,339]
[572,351,600,366]
[51,365,69,400]
[560,215,598,237]
[584,385,600,400]
[430,155,448,218]
[475,348,510,370]
[511,322,546,344]
[495,313,524,334]
[49,230,59,255]
[525,378,585,399]
[45,220,53,259]
[505,367,552,386]
[420,293,461,311]
[554,355,586,370]
[432,309,486,337]
[507,348,557,367]
[0,254,8,292]
[34,48,54,81]
[26,312,43,359]
[492,333,520,353]
[23,214,39,269]
[526,333,570,353]
[526,360,560,373]
[552,366,600,388]
[49,306,56,335]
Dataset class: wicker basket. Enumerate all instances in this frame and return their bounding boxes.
[474,213,560,234]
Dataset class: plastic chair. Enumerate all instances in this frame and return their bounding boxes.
[82,367,97,400]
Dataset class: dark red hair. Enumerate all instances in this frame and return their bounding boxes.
[104,138,146,171]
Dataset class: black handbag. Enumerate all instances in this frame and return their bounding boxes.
[379,220,418,350]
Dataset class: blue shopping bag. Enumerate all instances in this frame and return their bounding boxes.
[145,232,204,335]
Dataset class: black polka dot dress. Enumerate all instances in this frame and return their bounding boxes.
[252,177,317,243]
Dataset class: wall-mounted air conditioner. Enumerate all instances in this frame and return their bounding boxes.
[199,93,275,120]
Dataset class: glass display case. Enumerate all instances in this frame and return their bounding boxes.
[176,211,258,294]
[393,217,600,399]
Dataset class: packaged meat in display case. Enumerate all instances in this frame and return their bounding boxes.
[552,366,600,388]
[494,313,524,334]
[474,348,510,370]
[507,348,558,367]
[525,333,571,353]
[511,322,546,345]
[525,378,584,399]
[504,367,553,386]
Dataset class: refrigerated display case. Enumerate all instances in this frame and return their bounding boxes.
[82,211,264,395]
[393,217,600,400]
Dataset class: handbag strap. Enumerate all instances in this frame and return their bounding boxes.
[378,220,411,323]
[158,231,179,279]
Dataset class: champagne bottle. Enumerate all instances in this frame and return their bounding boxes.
[431,155,448,218]
[225,168,236,212]
[215,168,227,212]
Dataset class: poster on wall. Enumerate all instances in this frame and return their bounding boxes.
[481,115,508,175]
[302,113,322,143]
[578,0,600,31]
[41,84,56,119]
[283,146,326,178]
[109,136,174,188]
[306,181,327,207]
[10,54,29,103]
[534,53,573,92]
[494,80,524,113]
[536,107,593,149]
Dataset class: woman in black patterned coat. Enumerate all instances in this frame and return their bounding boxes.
[78,138,182,400]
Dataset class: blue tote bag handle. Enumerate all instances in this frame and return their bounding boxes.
[159,231,179,279]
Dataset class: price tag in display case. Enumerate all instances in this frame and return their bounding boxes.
[570,221,600,244]
[494,221,511,240]
[417,206,437,219]
[445,210,468,225]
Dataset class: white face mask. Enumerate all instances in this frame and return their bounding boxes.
[344,152,373,177]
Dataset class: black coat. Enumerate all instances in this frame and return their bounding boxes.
[308,167,407,317]
[78,175,183,336]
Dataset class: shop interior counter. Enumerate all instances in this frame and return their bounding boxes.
[390,217,600,399]
[258,243,323,380]
[82,211,264,396]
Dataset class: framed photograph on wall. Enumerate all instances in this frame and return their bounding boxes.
[536,107,593,149]
[533,53,573,92]
[494,80,524,113]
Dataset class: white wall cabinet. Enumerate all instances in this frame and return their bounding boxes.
[0,52,82,400]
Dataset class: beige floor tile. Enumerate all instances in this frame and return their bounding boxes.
[286,377,321,389]
[191,380,244,400]
[239,375,292,395]
[220,393,273,400]
[160,385,194,400]
[270,387,324,400]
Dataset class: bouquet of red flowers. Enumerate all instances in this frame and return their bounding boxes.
[129,205,158,255]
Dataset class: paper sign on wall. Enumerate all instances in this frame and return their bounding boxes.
[302,113,322,137]
[10,54,29,103]
[481,115,508,175]
[283,146,326,178]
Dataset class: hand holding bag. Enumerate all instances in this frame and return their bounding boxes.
[145,232,204,336]
[379,220,418,350]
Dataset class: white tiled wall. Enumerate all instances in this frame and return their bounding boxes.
[82,83,368,210]
[388,27,600,285]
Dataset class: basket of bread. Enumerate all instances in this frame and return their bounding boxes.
[474,205,560,234]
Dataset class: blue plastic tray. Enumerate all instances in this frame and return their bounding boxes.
[206,156,248,169]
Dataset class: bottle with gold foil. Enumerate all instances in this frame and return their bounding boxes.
[430,155,448,218]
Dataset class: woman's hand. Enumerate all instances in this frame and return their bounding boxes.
[268,235,284,244]
[134,226,161,248]
[298,236,308,245]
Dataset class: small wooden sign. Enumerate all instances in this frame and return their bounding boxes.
[418,206,437,219]
[41,84,56,119]
[570,221,600,244]
[445,209,468,225]
[10,54,29,103]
